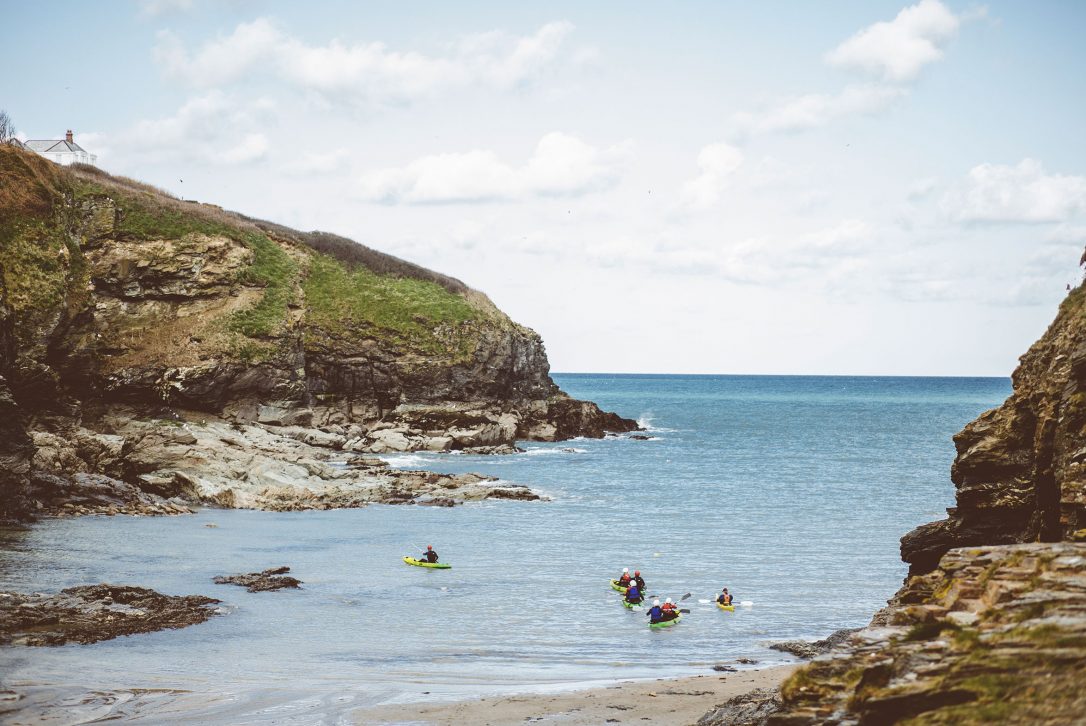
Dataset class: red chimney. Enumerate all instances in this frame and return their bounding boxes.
[65,130,73,143]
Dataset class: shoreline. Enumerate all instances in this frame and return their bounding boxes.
[351,665,797,725]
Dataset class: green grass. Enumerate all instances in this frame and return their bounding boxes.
[227,231,298,338]
[303,253,480,354]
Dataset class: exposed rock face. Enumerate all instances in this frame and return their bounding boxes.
[697,688,783,726]
[752,277,1086,725]
[767,543,1086,724]
[213,566,301,592]
[901,287,1086,576]
[0,145,633,518]
[767,629,859,660]
[0,585,221,646]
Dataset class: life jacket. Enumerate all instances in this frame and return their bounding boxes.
[662,603,675,612]
[618,574,631,584]
[648,605,663,621]
[626,586,641,601]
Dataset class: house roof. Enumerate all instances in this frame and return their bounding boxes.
[24,139,88,153]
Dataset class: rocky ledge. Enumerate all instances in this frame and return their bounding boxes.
[765,542,1086,724]
[0,584,221,646]
[24,413,541,513]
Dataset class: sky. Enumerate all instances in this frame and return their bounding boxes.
[3,0,1086,376]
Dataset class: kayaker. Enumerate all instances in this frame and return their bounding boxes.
[617,567,631,586]
[625,582,643,604]
[717,588,733,606]
[661,597,677,620]
[632,570,645,591]
[421,545,439,564]
[647,599,664,623]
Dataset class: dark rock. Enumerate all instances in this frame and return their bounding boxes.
[697,687,782,726]
[768,629,857,660]
[213,567,302,592]
[629,434,652,440]
[711,664,737,672]
[0,584,220,646]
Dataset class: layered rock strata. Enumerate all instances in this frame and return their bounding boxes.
[0,146,634,520]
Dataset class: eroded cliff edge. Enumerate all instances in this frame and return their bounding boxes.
[0,146,636,520]
[708,268,1086,725]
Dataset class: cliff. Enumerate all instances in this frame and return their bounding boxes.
[715,267,1086,724]
[0,146,636,520]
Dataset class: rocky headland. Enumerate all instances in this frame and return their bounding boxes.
[698,274,1086,723]
[0,146,636,521]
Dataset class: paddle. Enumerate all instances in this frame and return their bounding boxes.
[680,593,692,601]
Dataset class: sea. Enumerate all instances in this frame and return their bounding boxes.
[0,374,1011,724]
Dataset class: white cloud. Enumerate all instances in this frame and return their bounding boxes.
[679,142,744,210]
[355,132,625,204]
[946,158,1086,223]
[155,19,577,106]
[826,0,962,81]
[284,148,351,175]
[138,0,194,18]
[733,84,906,134]
[91,92,273,167]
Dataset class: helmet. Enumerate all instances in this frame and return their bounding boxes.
[665,598,672,603]
[634,570,640,576]
[623,567,629,572]
[427,545,433,550]
[653,599,661,606]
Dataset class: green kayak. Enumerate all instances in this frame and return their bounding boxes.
[623,598,644,609]
[403,556,451,569]
[611,579,629,593]
[649,614,681,628]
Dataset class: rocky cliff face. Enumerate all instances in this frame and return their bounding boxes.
[0,146,635,520]
[900,285,1086,576]
[746,271,1086,724]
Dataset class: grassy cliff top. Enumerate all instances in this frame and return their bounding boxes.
[0,145,521,362]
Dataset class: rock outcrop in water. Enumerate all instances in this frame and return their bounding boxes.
[213,566,301,592]
[0,146,635,520]
[729,268,1086,724]
[0,585,221,646]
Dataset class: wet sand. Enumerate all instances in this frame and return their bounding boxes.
[353,665,796,725]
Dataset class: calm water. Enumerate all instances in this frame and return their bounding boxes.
[0,374,1010,724]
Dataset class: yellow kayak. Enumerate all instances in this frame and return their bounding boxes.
[403,556,451,569]
[717,602,735,612]
[610,579,629,593]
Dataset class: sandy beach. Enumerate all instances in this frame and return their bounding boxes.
[352,665,796,725]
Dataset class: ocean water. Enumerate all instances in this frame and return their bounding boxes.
[0,374,1011,724]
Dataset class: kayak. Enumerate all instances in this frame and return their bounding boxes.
[717,603,735,612]
[403,556,451,569]
[622,599,644,609]
[649,614,682,628]
[611,579,629,593]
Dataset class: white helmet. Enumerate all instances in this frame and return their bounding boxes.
[623,567,629,573]
[665,598,672,604]
[653,599,661,606]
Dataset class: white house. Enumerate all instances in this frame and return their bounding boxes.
[24,130,97,166]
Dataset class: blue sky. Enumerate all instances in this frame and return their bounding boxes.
[4,1,1086,375]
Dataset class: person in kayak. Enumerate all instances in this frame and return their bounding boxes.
[647,599,665,624]
[625,581,643,605]
[661,597,678,620]
[617,568,632,586]
[717,588,733,606]
[421,545,439,564]
[632,570,646,592]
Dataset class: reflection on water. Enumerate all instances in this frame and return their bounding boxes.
[0,374,1009,723]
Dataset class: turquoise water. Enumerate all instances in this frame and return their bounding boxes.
[0,374,1011,723]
